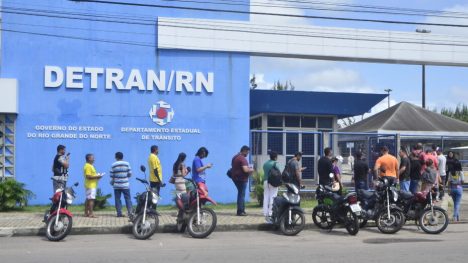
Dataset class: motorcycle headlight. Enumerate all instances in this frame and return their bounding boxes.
[66,193,74,204]
[151,192,159,204]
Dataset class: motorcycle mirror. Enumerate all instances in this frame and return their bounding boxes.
[329,172,334,179]
[186,167,191,173]
[140,165,146,172]
[73,182,79,187]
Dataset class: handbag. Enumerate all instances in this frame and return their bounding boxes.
[332,181,340,192]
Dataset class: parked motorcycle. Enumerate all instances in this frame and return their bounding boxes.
[130,165,160,240]
[312,184,361,235]
[358,177,405,234]
[271,183,305,236]
[396,187,449,234]
[175,176,217,238]
[43,182,78,241]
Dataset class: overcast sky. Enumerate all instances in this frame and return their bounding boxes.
[250,0,468,120]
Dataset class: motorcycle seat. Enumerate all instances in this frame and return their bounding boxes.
[358,189,374,199]
[399,191,414,200]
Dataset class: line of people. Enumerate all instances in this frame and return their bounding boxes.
[51,144,256,218]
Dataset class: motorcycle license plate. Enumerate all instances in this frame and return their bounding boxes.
[350,204,361,213]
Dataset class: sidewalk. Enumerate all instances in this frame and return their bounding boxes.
[1,192,467,237]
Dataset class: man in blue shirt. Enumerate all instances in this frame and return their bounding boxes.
[110,152,132,217]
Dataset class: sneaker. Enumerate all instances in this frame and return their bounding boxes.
[237,212,247,216]
[265,216,272,224]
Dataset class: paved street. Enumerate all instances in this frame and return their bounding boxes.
[1,224,466,263]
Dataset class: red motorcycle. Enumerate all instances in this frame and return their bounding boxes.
[43,182,78,241]
[175,177,217,238]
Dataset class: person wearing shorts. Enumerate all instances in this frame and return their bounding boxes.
[84,153,103,218]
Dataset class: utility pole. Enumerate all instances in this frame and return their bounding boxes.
[384,89,392,108]
[416,28,431,109]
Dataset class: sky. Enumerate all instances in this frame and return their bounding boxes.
[249,0,468,122]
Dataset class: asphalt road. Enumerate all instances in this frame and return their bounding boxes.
[0,224,466,263]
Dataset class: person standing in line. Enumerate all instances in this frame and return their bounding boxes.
[84,154,103,218]
[437,148,447,187]
[421,159,437,192]
[148,145,165,195]
[374,146,399,184]
[173,152,189,195]
[446,151,457,185]
[288,152,306,189]
[398,148,411,192]
[262,151,280,223]
[409,152,422,194]
[448,157,464,222]
[110,152,132,218]
[318,147,334,187]
[231,145,254,216]
[352,152,369,191]
[52,144,70,192]
[192,147,212,197]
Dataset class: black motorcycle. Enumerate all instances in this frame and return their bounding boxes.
[358,177,405,234]
[129,165,160,240]
[271,183,305,236]
[396,187,448,234]
[312,184,361,235]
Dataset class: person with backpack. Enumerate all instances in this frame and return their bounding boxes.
[262,151,281,223]
[448,155,464,222]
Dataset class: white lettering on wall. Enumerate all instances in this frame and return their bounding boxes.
[44,66,214,93]
[44,66,64,88]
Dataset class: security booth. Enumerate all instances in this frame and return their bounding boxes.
[249,89,387,185]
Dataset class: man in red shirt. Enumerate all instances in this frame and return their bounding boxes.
[231,145,254,216]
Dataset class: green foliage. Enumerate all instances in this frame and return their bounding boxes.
[272,80,295,91]
[440,104,468,123]
[0,178,35,211]
[250,74,258,90]
[251,171,264,206]
[93,188,112,210]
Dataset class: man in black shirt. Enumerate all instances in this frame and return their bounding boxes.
[52,144,70,192]
[353,152,369,190]
[409,152,422,194]
[318,147,333,186]
[399,148,411,192]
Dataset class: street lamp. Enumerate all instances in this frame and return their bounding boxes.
[416,28,431,109]
[384,89,392,108]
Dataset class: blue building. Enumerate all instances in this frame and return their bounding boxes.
[0,0,385,205]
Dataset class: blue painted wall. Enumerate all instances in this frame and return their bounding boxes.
[1,0,251,205]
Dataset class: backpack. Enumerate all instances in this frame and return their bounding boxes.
[268,163,282,187]
[281,160,292,183]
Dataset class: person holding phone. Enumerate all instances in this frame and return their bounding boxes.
[51,144,70,192]
[192,147,212,197]
[84,153,104,218]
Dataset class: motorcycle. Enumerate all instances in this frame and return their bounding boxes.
[271,183,305,236]
[396,187,449,234]
[312,183,361,235]
[130,165,160,240]
[175,176,217,238]
[358,177,405,234]
[43,182,78,241]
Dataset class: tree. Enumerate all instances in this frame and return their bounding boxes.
[440,104,468,123]
[250,74,258,90]
[272,80,295,91]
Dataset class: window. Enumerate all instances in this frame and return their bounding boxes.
[250,117,262,130]
[267,115,283,127]
[251,132,262,155]
[286,133,299,155]
[267,129,283,154]
[301,157,315,179]
[318,117,333,129]
[285,116,300,127]
[301,116,316,128]
[302,134,315,155]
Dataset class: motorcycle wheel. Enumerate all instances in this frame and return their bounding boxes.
[187,208,217,239]
[132,213,159,240]
[45,214,73,241]
[280,210,305,236]
[419,206,449,234]
[376,209,405,234]
[312,206,333,230]
[344,208,359,236]
[176,210,187,233]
